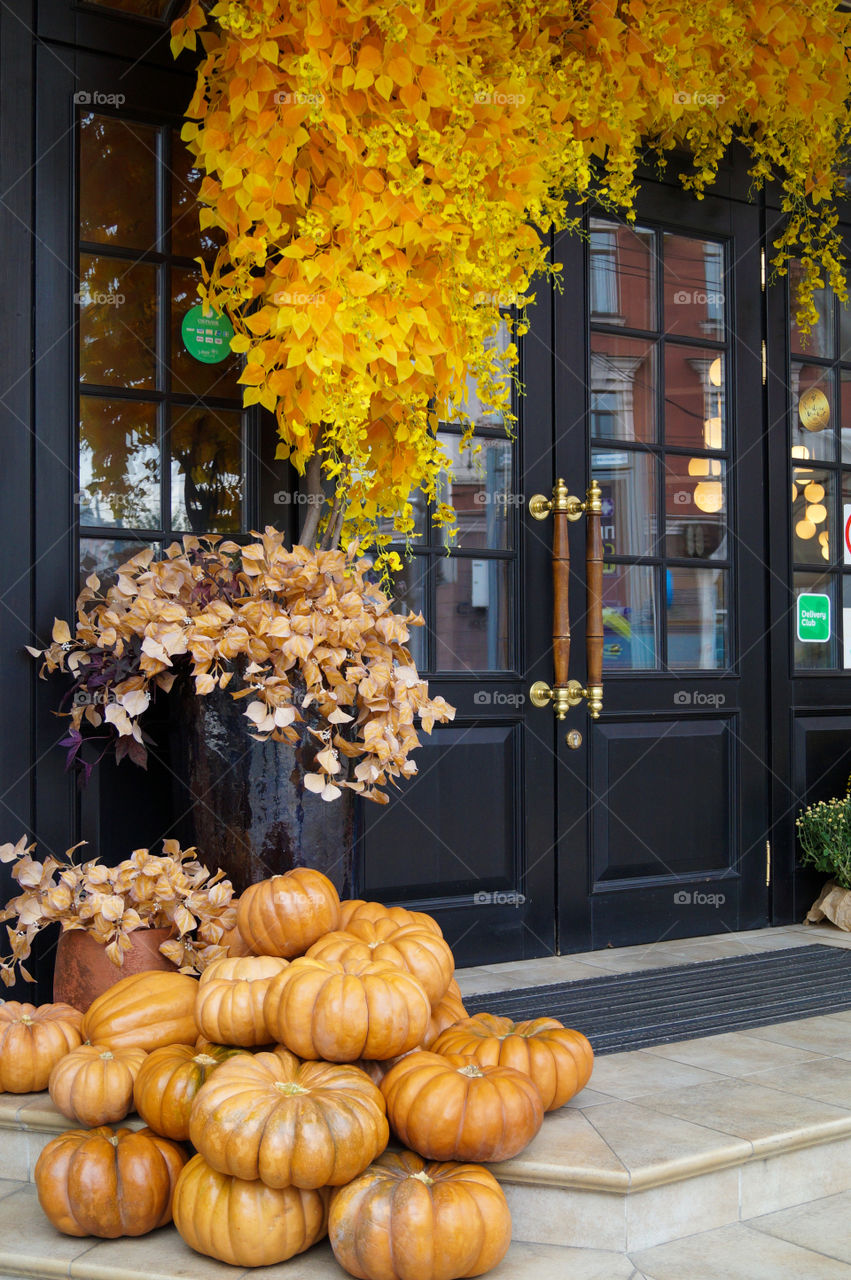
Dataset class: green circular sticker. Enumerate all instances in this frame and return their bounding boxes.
[181,304,234,364]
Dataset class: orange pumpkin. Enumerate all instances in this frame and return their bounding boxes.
[307,918,454,1003]
[236,868,340,958]
[423,982,469,1049]
[173,1153,329,1268]
[133,1043,246,1141]
[329,1149,512,1280]
[432,1014,594,1111]
[190,1047,388,1187]
[34,1125,186,1237]
[265,955,431,1062]
[48,1044,146,1126]
[194,955,288,1046]
[339,899,444,937]
[380,1050,544,1162]
[0,1002,83,1093]
[81,970,198,1052]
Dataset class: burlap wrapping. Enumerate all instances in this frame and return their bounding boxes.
[805,881,851,932]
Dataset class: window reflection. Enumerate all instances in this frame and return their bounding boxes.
[78,254,158,390]
[435,558,509,672]
[793,466,833,566]
[79,397,160,528]
[663,233,725,341]
[170,408,243,533]
[590,335,656,443]
[591,450,658,557]
[665,346,725,450]
[436,435,513,550]
[667,567,728,670]
[79,115,157,250]
[664,458,727,559]
[602,564,657,670]
[589,219,656,330]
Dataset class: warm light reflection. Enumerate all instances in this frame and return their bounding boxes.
[796,518,816,540]
[703,416,723,449]
[806,503,827,524]
[708,357,723,387]
[804,482,825,503]
[694,481,723,513]
[791,446,811,460]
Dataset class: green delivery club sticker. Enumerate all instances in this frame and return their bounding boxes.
[181,304,234,364]
[797,593,830,644]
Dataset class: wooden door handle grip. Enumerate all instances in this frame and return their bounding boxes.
[528,478,604,721]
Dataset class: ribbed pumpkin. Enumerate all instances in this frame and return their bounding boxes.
[423,980,469,1050]
[34,1125,186,1238]
[329,1149,512,1280]
[173,1153,329,1268]
[381,1050,544,1162]
[133,1043,246,1141]
[432,1014,594,1111]
[307,918,454,1003]
[194,955,288,1046]
[81,971,198,1052]
[48,1044,146,1126]
[0,1002,83,1093]
[338,899,444,937]
[189,1047,388,1188]
[236,868,340,958]
[265,956,431,1062]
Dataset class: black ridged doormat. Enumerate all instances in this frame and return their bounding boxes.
[464,943,851,1055]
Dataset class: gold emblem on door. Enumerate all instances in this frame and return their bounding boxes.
[798,387,830,432]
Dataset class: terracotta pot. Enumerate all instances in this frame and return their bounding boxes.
[52,926,177,1013]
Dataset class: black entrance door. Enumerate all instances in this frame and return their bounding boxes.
[359,293,559,966]
[552,182,770,950]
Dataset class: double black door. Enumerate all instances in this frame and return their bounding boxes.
[15,2,794,972]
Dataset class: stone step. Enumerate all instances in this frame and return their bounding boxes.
[6,1009,851,1256]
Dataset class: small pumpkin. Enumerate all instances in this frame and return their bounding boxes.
[173,1152,329,1268]
[0,1002,83,1093]
[236,868,340,958]
[423,981,469,1050]
[329,1149,512,1280]
[81,970,198,1052]
[265,955,431,1062]
[380,1050,544,1163]
[339,899,444,937]
[190,1046,388,1187]
[49,1044,146,1126]
[432,1014,594,1111]
[195,955,288,1046]
[133,1043,246,1141]
[34,1125,186,1237]
[307,918,454,1003]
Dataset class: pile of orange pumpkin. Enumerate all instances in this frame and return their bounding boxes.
[0,868,593,1279]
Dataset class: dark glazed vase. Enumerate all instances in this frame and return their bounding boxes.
[173,684,356,897]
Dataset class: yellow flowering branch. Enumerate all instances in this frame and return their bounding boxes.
[171,0,851,563]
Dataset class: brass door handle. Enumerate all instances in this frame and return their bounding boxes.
[528,478,604,720]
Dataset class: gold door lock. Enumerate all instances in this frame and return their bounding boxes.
[565,729,583,749]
